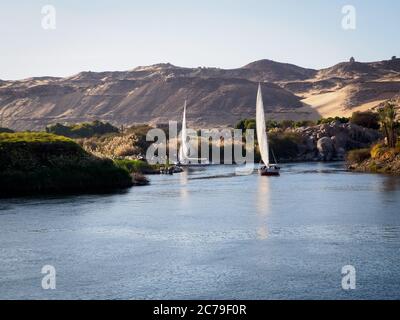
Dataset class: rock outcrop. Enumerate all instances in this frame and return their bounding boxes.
[285,121,381,161]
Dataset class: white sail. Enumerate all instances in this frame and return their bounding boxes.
[256,84,270,167]
[179,100,189,162]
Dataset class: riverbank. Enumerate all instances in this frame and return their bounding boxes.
[347,143,400,175]
[0,132,134,196]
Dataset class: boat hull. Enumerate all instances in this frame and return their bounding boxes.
[178,163,211,167]
[175,160,211,167]
[260,170,280,176]
[160,166,184,174]
[259,166,280,176]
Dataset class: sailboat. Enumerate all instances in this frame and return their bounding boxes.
[177,100,209,166]
[178,100,190,164]
[256,84,280,176]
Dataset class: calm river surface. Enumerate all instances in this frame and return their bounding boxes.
[1,162,400,299]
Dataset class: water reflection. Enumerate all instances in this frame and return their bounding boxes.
[256,175,271,240]
[381,225,400,241]
[2,162,400,299]
[180,169,189,200]
[381,176,400,192]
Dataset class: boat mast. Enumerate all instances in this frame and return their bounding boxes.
[256,83,270,167]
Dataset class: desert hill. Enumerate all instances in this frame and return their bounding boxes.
[1,57,399,130]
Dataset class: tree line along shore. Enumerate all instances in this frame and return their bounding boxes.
[346,102,400,174]
[0,102,399,196]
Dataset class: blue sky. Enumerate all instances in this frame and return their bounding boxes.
[0,0,399,79]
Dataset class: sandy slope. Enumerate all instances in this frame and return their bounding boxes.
[1,58,400,130]
[301,81,399,118]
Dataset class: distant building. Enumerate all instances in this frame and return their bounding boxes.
[392,56,397,60]
[349,57,355,63]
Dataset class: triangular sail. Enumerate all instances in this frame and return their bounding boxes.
[179,100,189,162]
[256,84,270,167]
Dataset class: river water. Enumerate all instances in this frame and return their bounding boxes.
[1,162,400,299]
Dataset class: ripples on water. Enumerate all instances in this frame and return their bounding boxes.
[1,162,400,299]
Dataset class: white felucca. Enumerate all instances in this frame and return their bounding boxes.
[178,100,189,163]
[178,100,209,166]
[256,84,280,176]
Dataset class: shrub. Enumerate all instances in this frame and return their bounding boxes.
[280,120,295,129]
[369,161,378,172]
[46,121,119,138]
[369,142,399,161]
[378,101,398,148]
[235,119,247,130]
[294,120,316,128]
[318,117,349,125]
[0,132,132,196]
[114,159,159,174]
[79,134,142,158]
[236,118,317,131]
[265,120,280,130]
[0,127,14,133]
[350,111,380,129]
[346,148,371,163]
[370,143,386,159]
[245,119,256,130]
[268,132,301,159]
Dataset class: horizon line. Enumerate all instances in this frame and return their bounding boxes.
[2,54,399,82]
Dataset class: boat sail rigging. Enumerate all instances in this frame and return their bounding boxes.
[177,100,209,166]
[179,100,190,162]
[256,83,270,167]
[256,84,280,176]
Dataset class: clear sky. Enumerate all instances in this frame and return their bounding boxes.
[1,0,399,80]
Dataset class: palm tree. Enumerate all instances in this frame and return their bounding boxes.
[378,101,398,148]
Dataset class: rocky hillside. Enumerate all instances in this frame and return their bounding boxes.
[1,57,400,130]
[280,121,381,162]
[288,58,400,118]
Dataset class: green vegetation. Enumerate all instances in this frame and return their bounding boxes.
[290,120,316,128]
[269,132,302,159]
[0,132,72,143]
[114,159,159,174]
[235,119,256,130]
[0,132,133,196]
[235,117,359,131]
[317,116,349,125]
[378,101,398,148]
[125,124,155,136]
[347,140,400,165]
[235,119,307,161]
[236,113,380,132]
[347,138,400,175]
[350,111,380,130]
[46,120,119,138]
[114,159,158,185]
[370,143,387,159]
[124,124,155,152]
[346,148,371,163]
[78,124,155,158]
[235,118,317,131]
[0,127,14,133]
[370,142,400,160]
[235,117,372,130]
